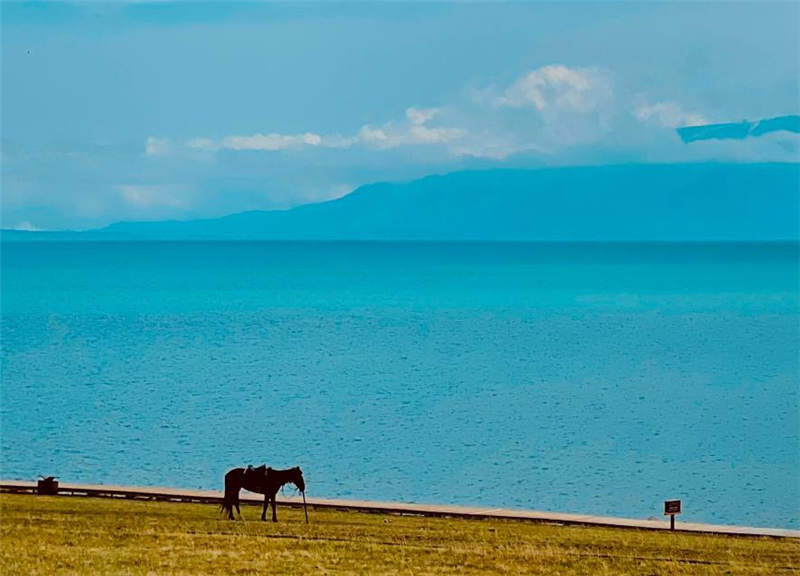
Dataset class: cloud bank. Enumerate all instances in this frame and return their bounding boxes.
[495,65,612,113]
[148,65,618,161]
[164,106,466,157]
[633,101,707,128]
[145,64,795,164]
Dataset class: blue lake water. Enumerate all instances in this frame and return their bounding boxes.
[1,241,798,528]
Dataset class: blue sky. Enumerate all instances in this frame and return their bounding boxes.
[2,1,798,230]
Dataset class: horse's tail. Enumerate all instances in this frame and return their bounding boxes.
[220,469,241,519]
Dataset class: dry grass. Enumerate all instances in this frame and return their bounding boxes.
[1,493,798,575]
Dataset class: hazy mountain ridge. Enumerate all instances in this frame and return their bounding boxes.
[4,163,799,241]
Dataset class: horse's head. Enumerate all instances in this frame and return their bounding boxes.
[292,466,305,492]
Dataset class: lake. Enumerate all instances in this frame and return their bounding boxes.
[1,241,797,528]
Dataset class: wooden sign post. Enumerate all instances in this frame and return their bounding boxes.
[664,499,681,530]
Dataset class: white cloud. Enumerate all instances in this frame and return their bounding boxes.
[406,107,437,126]
[10,221,41,231]
[223,132,323,151]
[409,123,465,145]
[168,68,716,163]
[118,185,185,208]
[452,64,618,158]
[184,132,357,153]
[634,101,707,128]
[329,183,355,199]
[357,125,390,145]
[319,134,360,149]
[145,137,170,157]
[451,134,548,160]
[186,138,220,153]
[496,65,612,112]
[186,107,466,155]
[358,107,466,149]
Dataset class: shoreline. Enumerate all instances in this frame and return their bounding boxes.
[2,479,797,539]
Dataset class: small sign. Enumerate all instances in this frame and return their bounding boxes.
[664,500,681,515]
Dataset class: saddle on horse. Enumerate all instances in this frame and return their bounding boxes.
[244,464,267,483]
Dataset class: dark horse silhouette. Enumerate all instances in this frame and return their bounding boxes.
[221,465,307,522]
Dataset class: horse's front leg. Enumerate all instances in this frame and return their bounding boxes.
[261,493,268,521]
[271,494,278,522]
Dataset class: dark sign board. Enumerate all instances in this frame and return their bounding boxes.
[664,500,681,515]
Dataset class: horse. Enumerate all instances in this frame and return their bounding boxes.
[221,465,307,522]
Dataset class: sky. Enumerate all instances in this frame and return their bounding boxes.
[2,1,799,230]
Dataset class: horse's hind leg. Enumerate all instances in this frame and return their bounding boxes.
[222,474,239,520]
[261,494,268,521]
[223,491,234,520]
[227,489,234,520]
[230,487,241,520]
[271,495,278,523]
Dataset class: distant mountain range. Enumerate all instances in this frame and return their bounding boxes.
[4,163,799,242]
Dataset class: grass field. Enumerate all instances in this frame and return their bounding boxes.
[1,494,797,575]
